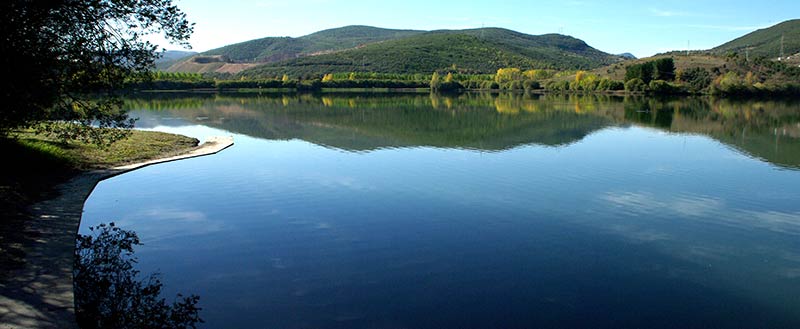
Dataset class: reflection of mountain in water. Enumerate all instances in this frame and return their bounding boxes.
[124,93,800,169]
[127,93,615,151]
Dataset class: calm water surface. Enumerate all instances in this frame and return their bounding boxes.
[81,93,800,328]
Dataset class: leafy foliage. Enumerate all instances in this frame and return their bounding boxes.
[0,0,193,144]
[648,80,680,94]
[74,223,202,329]
[624,78,647,92]
[653,58,676,81]
[678,67,713,93]
[625,61,656,84]
[496,68,523,83]
[624,57,675,85]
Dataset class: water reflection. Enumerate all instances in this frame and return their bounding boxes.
[74,223,202,328]
[125,93,800,169]
[83,92,800,328]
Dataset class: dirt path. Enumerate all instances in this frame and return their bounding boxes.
[0,136,233,329]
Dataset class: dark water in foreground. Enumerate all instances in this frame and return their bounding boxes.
[81,93,800,328]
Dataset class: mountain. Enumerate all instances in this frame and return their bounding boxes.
[154,50,198,70]
[165,26,621,75]
[157,50,198,62]
[163,26,424,72]
[241,28,621,77]
[712,19,800,58]
[617,53,637,59]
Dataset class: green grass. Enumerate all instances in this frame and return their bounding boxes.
[10,128,199,170]
[1,127,198,272]
[2,127,197,214]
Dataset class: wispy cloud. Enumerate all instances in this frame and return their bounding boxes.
[649,8,693,17]
[601,191,800,235]
[688,24,768,32]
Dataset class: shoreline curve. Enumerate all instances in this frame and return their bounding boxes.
[0,136,233,329]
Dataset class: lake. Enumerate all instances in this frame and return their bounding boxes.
[80,93,800,328]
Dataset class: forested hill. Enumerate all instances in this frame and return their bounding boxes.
[164,25,424,70]
[712,19,800,58]
[165,25,622,75]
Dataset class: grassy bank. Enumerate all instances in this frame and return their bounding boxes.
[3,128,198,204]
[1,127,198,271]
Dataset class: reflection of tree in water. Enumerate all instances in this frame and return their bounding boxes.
[74,223,202,329]
[125,93,800,169]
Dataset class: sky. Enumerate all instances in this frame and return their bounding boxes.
[159,0,800,58]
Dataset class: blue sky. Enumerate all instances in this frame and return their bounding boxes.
[166,0,799,58]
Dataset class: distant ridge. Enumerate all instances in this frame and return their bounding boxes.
[154,50,197,70]
[617,53,637,60]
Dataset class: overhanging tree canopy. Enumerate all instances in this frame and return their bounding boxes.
[1,0,193,144]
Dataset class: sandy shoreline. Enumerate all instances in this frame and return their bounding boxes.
[0,136,233,329]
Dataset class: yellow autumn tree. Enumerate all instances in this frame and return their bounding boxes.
[524,69,554,80]
[281,74,289,82]
[575,70,587,83]
[495,68,522,83]
[430,72,441,90]
[444,73,454,83]
[322,74,334,82]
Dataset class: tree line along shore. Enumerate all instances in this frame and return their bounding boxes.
[136,54,800,97]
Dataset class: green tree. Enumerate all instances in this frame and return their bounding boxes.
[653,58,676,81]
[625,61,655,84]
[1,0,193,144]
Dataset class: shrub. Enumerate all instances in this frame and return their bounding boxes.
[679,67,712,93]
[648,80,678,94]
[624,78,647,92]
[501,81,523,90]
[481,81,500,90]
[545,80,570,91]
[296,79,322,91]
[435,81,464,93]
[523,80,541,92]
[607,80,625,91]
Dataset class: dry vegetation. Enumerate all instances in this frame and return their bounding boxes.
[593,55,726,81]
